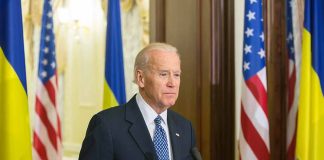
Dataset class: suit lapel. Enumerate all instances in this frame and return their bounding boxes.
[168,111,182,160]
[126,96,157,160]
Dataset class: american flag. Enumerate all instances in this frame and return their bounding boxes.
[33,0,62,159]
[239,0,270,160]
[286,0,298,159]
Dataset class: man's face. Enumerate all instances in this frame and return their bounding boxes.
[138,50,181,111]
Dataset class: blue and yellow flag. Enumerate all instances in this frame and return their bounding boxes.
[103,0,126,109]
[0,0,32,159]
[296,0,324,159]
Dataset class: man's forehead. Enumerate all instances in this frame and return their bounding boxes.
[148,50,179,58]
[152,61,180,69]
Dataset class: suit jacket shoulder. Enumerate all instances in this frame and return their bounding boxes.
[79,105,125,160]
[79,96,155,160]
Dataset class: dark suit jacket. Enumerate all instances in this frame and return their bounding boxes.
[79,95,196,160]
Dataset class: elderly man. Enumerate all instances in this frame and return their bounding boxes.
[79,43,198,160]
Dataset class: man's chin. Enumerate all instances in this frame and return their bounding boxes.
[162,101,176,108]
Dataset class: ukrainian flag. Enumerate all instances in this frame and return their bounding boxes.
[296,0,324,159]
[0,0,32,159]
[103,0,126,109]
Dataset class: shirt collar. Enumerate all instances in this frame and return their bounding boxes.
[136,93,168,125]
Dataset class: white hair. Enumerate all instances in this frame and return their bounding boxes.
[133,42,179,83]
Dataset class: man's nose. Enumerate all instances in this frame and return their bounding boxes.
[167,76,176,87]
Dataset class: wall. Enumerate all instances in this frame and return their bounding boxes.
[22,0,148,159]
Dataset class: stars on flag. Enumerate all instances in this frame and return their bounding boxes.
[243,61,250,71]
[46,23,52,29]
[246,10,256,21]
[47,11,53,18]
[37,0,56,82]
[250,0,257,4]
[43,47,49,54]
[258,48,265,58]
[287,32,293,41]
[259,32,264,41]
[245,27,254,37]
[286,1,295,61]
[51,61,56,68]
[290,47,295,53]
[49,0,53,6]
[289,0,294,8]
[41,71,47,78]
[244,44,252,54]
[45,35,50,42]
[42,59,48,65]
[242,0,266,79]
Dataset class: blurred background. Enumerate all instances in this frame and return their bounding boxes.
[22,0,149,158]
[5,0,324,160]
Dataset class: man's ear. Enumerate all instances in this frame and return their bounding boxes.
[136,70,145,88]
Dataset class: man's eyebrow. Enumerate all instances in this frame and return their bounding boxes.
[157,70,181,73]
[157,70,168,72]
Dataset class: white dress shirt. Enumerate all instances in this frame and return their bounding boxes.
[136,93,173,160]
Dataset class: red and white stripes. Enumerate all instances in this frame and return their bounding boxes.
[287,55,298,160]
[286,0,301,159]
[240,68,270,160]
[33,76,62,160]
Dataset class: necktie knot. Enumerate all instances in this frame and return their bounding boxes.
[154,115,162,126]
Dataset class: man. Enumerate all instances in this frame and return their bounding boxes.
[79,43,198,160]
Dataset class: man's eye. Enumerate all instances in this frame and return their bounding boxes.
[160,73,167,77]
[174,74,181,77]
